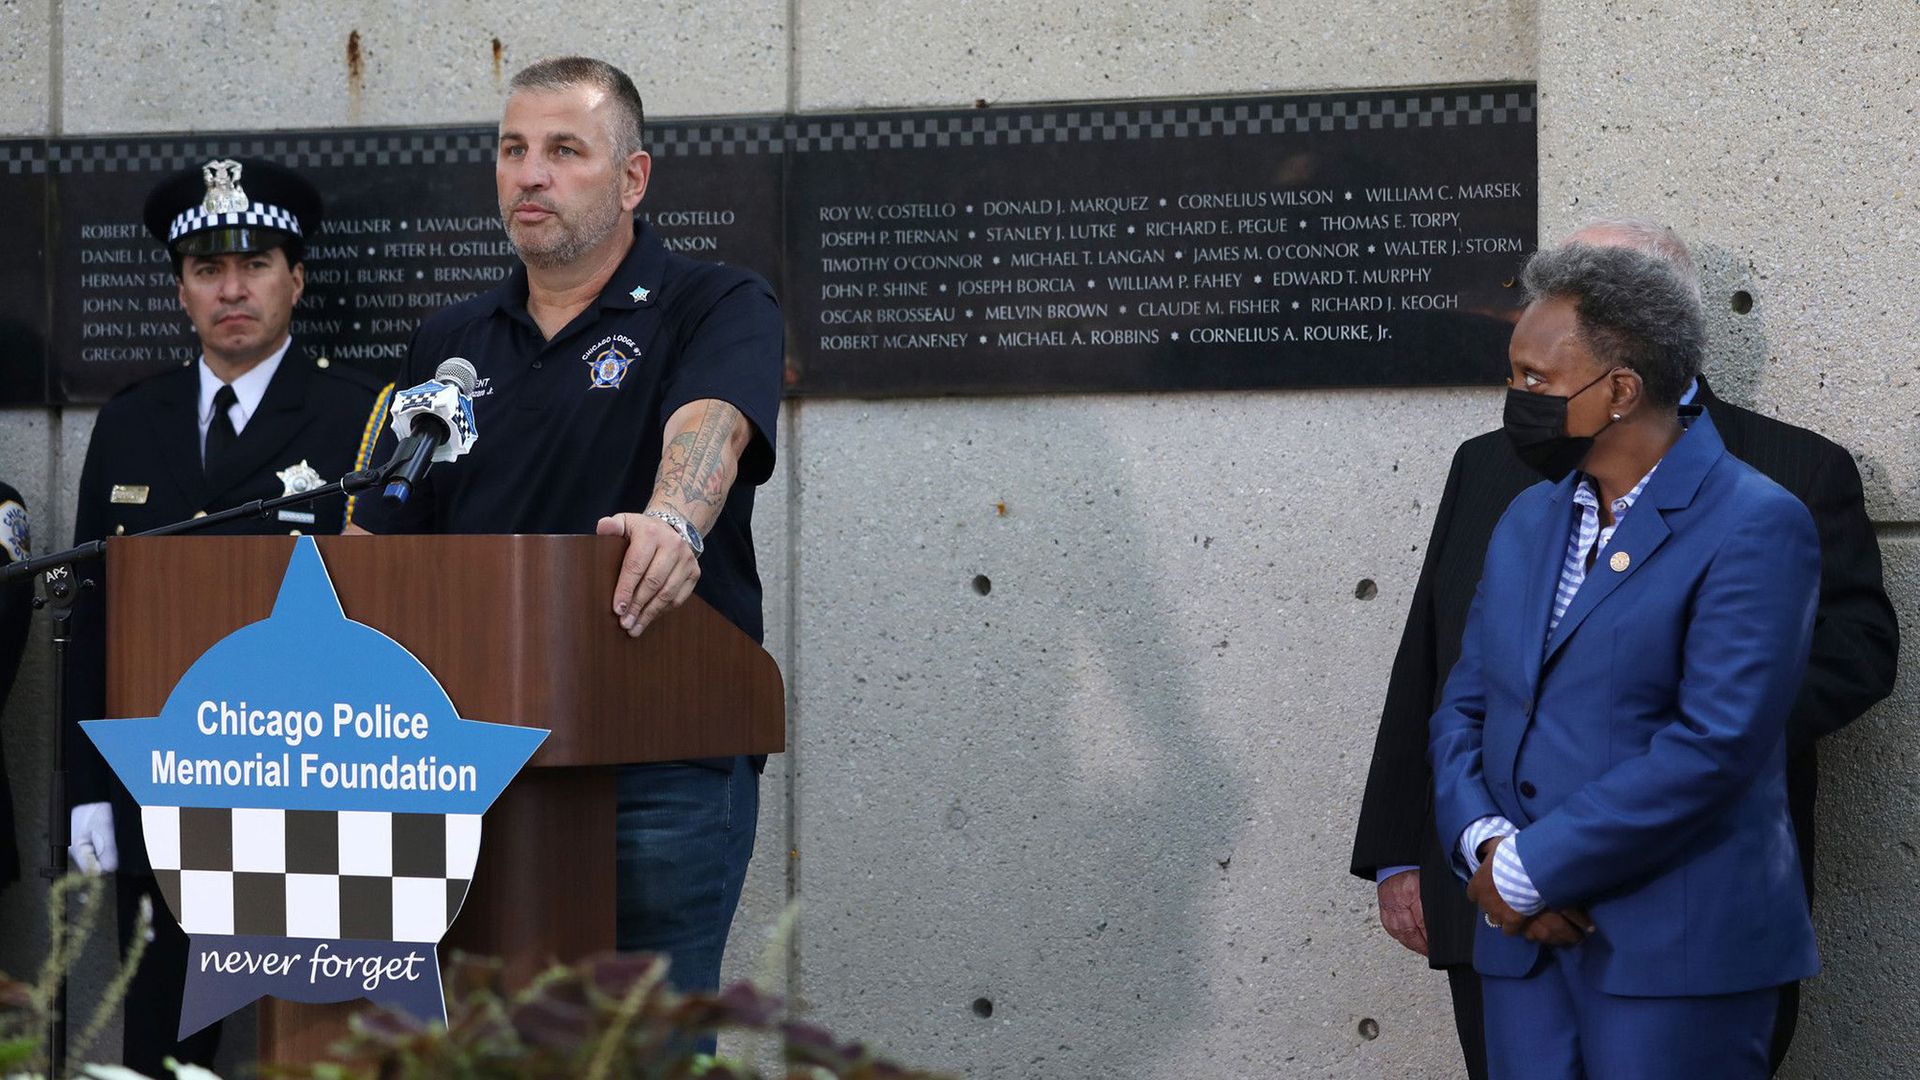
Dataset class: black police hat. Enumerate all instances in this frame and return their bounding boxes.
[142,157,323,261]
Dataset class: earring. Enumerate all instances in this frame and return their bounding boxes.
[1611,413,1623,421]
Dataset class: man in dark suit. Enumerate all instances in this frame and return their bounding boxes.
[0,482,30,893]
[66,158,384,1073]
[1349,220,1898,1078]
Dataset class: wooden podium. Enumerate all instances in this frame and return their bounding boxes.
[103,535,786,1064]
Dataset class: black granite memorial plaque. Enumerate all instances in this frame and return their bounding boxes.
[20,83,1532,405]
[786,86,1536,395]
[43,123,782,404]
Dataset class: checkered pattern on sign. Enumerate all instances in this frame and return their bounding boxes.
[0,141,45,176]
[142,805,481,943]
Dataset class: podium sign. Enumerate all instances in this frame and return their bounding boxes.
[82,538,545,1035]
[98,533,784,1062]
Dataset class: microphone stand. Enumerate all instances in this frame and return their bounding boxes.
[3,463,388,1077]
[2,466,390,586]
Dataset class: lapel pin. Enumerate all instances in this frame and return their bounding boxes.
[1610,551,1631,573]
[629,284,651,303]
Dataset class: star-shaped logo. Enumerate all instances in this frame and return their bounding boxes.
[629,284,651,303]
[582,334,641,390]
[80,538,547,1037]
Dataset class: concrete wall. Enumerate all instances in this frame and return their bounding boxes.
[1534,5,1920,1074]
[0,2,1914,1078]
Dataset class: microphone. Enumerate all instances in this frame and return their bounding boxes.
[382,358,480,505]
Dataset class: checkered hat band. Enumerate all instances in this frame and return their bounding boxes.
[168,202,301,242]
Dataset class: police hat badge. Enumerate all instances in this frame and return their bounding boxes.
[201,160,250,214]
[144,157,323,259]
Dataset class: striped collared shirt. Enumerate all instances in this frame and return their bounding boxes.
[1550,467,1659,635]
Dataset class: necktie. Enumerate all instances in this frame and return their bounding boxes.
[205,384,239,473]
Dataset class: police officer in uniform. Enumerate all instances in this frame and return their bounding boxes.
[67,157,383,1072]
[349,58,781,1048]
[0,483,31,894]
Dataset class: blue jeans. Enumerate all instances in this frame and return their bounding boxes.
[615,756,759,1004]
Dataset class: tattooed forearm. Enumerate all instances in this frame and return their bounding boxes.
[651,401,744,527]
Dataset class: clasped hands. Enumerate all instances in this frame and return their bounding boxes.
[1468,836,1595,947]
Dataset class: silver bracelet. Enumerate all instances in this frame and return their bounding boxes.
[642,508,704,556]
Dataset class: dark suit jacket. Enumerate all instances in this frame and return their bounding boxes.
[66,347,383,872]
[0,480,31,888]
[1350,378,1899,968]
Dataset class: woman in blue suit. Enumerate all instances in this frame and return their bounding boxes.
[1429,242,1820,1079]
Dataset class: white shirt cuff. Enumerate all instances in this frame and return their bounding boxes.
[1492,833,1546,916]
[1459,815,1516,874]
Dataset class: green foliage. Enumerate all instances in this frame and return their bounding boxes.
[2,885,946,1080]
[1,873,152,1080]
[267,951,953,1080]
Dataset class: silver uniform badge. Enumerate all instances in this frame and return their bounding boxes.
[201,160,250,214]
[277,460,326,497]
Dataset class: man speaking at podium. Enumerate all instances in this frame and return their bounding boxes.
[347,56,783,1008]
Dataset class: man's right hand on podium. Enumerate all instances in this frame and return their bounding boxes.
[70,801,118,874]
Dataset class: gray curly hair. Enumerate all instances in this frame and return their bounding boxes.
[1521,242,1705,407]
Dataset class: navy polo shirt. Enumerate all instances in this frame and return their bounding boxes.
[353,220,782,644]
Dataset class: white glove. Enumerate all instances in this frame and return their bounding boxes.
[69,802,118,874]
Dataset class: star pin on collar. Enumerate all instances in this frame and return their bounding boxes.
[628,284,651,303]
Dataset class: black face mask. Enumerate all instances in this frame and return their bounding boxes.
[1503,368,1617,482]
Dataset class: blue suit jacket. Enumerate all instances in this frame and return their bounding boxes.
[1429,410,1822,997]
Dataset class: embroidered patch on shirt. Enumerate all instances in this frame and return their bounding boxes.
[581,334,640,390]
[0,500,28,562]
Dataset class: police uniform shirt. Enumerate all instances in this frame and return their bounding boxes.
[350,220,782,645]
[68,346,384,814]
[74,347,383,543]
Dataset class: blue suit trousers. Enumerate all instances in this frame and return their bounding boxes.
[1482,943,1777,1080]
